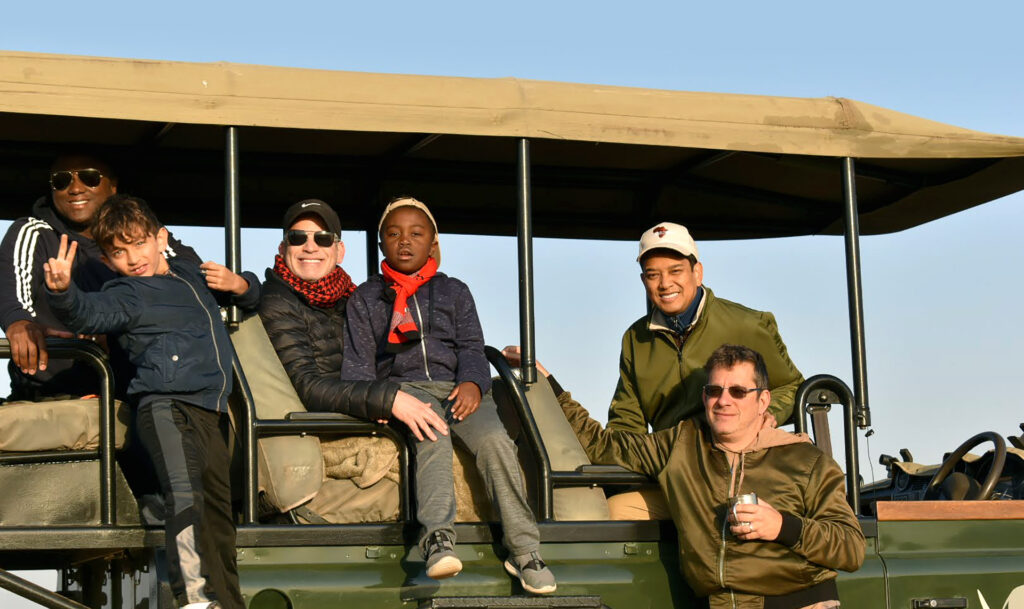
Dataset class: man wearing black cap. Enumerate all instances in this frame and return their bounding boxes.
[259,199,447,438]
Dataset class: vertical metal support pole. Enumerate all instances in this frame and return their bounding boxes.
[225,127,242,324]
[841,158,871,429]
[366,224,380,278]
[517,139,537,384]
[99,352,115,526]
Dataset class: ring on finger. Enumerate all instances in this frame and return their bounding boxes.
[749,523,756,532]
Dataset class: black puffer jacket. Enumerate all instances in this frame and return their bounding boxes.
[258,269,399,421]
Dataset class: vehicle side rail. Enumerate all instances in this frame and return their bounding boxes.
[793,375,861,514]
[233,519,670,547]
[484,346,648,522]
[231,353,410,525]
[0,338,118,526]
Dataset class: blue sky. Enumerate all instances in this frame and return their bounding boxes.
[2,0,1023,603]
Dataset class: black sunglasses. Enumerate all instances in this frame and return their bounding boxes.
[703,384,764,399]
[285,230,337,248]
[50,169,105,191]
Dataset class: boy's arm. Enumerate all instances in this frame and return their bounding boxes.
[341,290,383,382]
[558,390,674,479]
[200,263,262,312]
[47,281,139,336]
[450,280,491,394]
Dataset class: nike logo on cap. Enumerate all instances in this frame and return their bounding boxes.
[301,202,319,208]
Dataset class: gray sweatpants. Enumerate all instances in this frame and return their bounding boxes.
[402,381,540,557]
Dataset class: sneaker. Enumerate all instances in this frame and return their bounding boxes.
[424,531,462,579]
[504,551,557,594]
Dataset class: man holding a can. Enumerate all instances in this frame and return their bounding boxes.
[556,344,864,609]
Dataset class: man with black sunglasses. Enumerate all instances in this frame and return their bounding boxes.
[260,199,447,442]
[558,344,864,609]
[0,152,199,401]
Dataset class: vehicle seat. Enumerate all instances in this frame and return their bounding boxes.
[229,313,496,524]
[228,314,326,513]
[0,396,138,526]
[494,374,611,521]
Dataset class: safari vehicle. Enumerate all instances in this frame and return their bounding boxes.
[0,51,1023,609]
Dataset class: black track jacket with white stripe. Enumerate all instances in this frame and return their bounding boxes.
[0,196,199,400]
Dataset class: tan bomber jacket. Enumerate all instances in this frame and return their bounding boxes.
[560,391,865,606]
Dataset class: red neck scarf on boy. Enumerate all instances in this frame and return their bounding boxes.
[381,257,438,351]
[273,254,355,309]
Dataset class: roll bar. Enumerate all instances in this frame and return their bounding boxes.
[793,374,862,514]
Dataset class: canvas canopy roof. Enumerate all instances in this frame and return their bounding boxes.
[1,50,1022,239]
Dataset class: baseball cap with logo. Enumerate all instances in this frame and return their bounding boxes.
[637,222,699,262]
[282,199,343,236]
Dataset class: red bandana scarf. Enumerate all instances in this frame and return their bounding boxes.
[273,254,355,309]
[381,257,438,352]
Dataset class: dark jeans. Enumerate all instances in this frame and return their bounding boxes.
[135,398,243,609]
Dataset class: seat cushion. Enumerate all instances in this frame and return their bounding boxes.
[0,398,130,452]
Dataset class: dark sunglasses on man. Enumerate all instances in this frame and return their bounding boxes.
[285,230,338,248]
[50,169,105,191]
[703,384,764,400]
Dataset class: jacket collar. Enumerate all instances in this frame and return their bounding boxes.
[648,286,711,335]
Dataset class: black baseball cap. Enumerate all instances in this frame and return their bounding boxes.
[281,199,342,236]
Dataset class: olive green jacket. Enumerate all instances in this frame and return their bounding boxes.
[607,287,803,433]
[561,392,865,605]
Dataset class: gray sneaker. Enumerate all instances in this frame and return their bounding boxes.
[504,551,557,594]
[424,531,462,579]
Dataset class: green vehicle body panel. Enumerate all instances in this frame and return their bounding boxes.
[835,535,887,609]
[876,519,1024,609]
[237,541,690,609]
[230,523,1024,609]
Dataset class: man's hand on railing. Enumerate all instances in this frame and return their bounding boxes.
[5,319,75,374]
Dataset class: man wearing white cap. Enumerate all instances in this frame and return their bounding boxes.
[508,221,803,520]
[603,221,804,518]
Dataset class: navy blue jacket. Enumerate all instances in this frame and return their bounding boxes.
[0,196,199,400]
[47,257,260,412]
[342,273,491,393]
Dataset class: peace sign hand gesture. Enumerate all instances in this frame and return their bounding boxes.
[44,234,79,293]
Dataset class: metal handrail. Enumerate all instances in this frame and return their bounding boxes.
[0,338,117,526]
[484,346,554,520]
[793,374,862,514]
[0,568,90,609]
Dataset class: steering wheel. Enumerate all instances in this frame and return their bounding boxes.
[924,431,1007,500]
